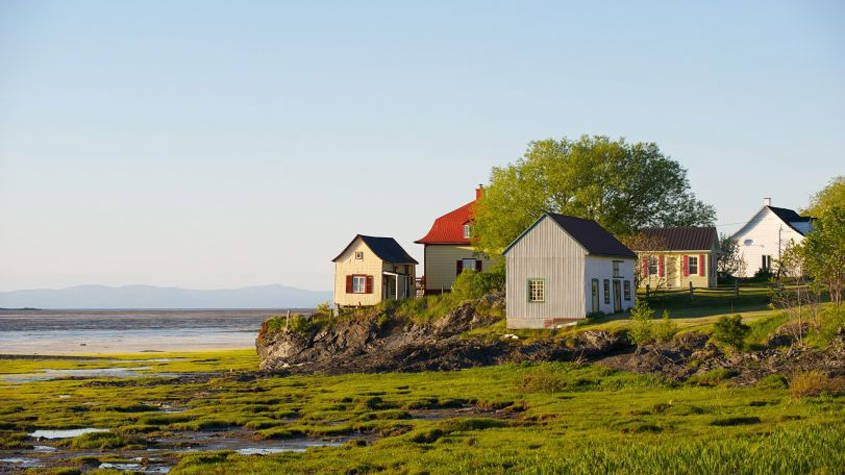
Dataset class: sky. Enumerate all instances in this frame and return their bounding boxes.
[0,1,843,292]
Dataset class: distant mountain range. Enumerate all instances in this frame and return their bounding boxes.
[0,284,332,309]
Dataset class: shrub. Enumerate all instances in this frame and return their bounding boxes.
[653,310,678,343]
[451,260,504,300]
[628,301,655,345]
[816,306,845,345]
[790,370,845,399]
[519,367,563,393]
[687,368,737,386]
[712,315,751,350]
[315,301,332,315]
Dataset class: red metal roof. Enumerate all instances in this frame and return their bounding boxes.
[415,190,481,245]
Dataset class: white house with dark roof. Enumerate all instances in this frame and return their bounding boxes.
[503,213,637,329]
[731,198,815,278]
[332,235,418,308]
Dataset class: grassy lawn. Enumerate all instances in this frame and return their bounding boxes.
[1,350,843,474]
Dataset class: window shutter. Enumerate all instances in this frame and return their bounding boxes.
[683,256,688,277]
[365,275,373,294]
[699,254,705,276]
[346,275,353,293]
[642,256,648,276]
[658,256,664,277]
[456,260,463,276]
[475,259,482,272]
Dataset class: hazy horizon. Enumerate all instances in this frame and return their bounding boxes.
[1,1,843,292]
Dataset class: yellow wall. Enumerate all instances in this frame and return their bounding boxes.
[638,251,717,289]
[334,239,384,307]
[423,244,491,293]
[334,238,417,307]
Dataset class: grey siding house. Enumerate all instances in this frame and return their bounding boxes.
[503,213,637,329]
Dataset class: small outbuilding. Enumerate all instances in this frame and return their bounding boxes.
[503,213,637,329]
[633,226,719,289]
[332,235,418,309]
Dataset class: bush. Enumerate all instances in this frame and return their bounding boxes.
[519,367,564,393]
[653,310,678,343]
[712,315,751,350]
[628,301,655,346]
[451,260,504,300]
[315,301,332,315]
[790,370,845,399]
[687,368,737,386]
[817,306,845,345]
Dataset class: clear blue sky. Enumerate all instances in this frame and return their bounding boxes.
[1,1,843,292]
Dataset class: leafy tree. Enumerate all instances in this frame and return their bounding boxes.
[716,233,745,279]
[801,207,845,306]
[803,176,845,217]
[473,135,715,254]
[712,315,751,350]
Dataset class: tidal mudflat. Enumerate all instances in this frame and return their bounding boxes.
[0,309,291,354]
[0,350,843,474]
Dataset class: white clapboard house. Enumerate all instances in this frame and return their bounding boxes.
[731,198,814,278]
[503,213,637,329]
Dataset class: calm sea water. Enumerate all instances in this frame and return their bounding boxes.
[0,309,299,354]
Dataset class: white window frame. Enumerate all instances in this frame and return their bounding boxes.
[528,278,545,303]
[462,258,478,272]
[463,224,471,239]
[647,256,658,276]
[613,260,623,278]
[351,275,367,294]
[688,256,698,275]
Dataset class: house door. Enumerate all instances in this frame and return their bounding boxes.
[591,279,599,313]
[613,280,622,313]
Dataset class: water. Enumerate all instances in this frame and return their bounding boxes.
[0,309,293,353]
[2,367,182,382]
[29,428,109,439]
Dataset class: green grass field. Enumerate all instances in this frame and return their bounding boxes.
[1,343,843,474]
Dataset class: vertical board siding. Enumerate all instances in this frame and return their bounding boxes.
[506,218,586,328]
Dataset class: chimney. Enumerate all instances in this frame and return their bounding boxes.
[763,197,772,207]
[476,185,484,200]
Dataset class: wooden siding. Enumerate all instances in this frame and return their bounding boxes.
[639,251,718,289]
[334,238,384,307]
[423,244,490,293]
[505,217,587,329]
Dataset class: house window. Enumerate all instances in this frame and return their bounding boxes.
[354,251,364,260]
[647,256,658,276]
[528,279,545,303]
[623,280,631,300]
[462,258,478,272]
[603,279,610,304]
[688,256,698,275]
[613,261,623,278]
[351,275,367,294]
[463,224,472,239]
[762,255,772,271]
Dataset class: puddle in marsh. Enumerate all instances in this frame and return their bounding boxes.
[2,366,182,382]
[29,428,109,439]
[1,429,361,473]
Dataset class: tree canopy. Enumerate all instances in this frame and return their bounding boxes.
[473,135,715,254]
[803,176,845,217]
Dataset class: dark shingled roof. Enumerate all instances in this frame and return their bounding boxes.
[546,214,637,258]
[636,227,718,251]
[332,235,418,264]
[504,213,636,258]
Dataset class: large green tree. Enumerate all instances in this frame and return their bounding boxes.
[473,135,715,254]
[803,176,845,217]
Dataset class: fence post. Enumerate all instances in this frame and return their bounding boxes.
[286,309,291,327]
[689,281,694,301]
[734,280,739,296]
[645,284,650,299]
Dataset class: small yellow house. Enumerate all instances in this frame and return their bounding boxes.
[332,235,418,308]
[415,186,491,295]
[633,227,719,289]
